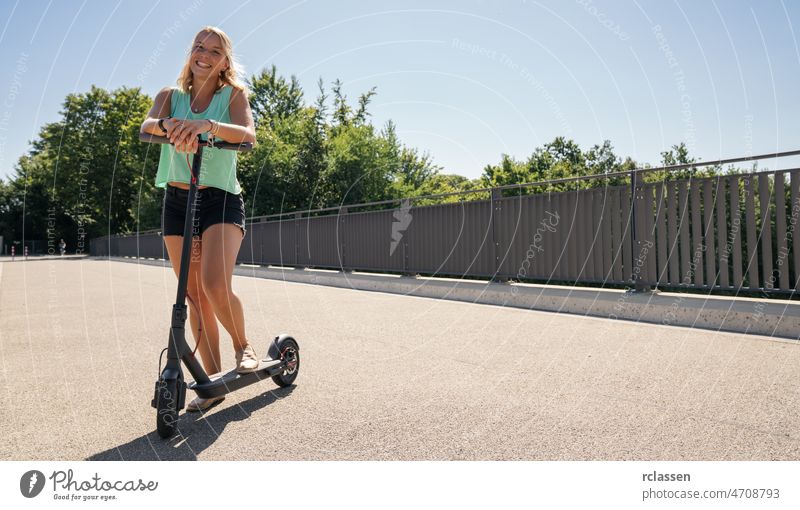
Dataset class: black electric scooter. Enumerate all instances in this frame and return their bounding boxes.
[140,132,300,439]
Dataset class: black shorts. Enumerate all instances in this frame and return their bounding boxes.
[161,184,246,238]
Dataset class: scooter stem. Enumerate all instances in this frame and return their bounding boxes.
[175,142,203,305]
[165,137,210,385]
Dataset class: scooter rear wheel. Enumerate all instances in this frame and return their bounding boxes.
[155,378,180,438]
[272,337,300,387]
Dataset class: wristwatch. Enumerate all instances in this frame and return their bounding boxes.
[158,117,170,133]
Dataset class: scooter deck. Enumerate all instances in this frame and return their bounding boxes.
[187,359,284,398]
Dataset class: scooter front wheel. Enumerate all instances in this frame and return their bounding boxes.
[272,337,300,388]
[155,378,180,438]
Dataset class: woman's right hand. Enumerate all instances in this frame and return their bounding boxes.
[164,118,204,154]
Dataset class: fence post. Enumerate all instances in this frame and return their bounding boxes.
[339,206,349,272]
[630,168,652,292]
[294,212,304,269]
[402,240,410,276]
[491,187,509,283]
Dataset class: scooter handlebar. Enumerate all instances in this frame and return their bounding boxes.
[139,132,253,152]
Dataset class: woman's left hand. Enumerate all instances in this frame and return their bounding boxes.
[167,119,210,153]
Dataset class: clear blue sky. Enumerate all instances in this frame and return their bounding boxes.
[1,0,798,181]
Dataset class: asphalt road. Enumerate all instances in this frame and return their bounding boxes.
[1,257,798,460]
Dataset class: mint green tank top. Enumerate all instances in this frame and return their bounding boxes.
[155,85,241,194]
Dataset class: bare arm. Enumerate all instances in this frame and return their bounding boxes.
[217,87,256,145]
[140,87,172,136]
[141,87,200,153]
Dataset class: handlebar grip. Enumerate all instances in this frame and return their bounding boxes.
[139,132,253,152]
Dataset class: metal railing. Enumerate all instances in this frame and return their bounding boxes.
[90,150,800,296]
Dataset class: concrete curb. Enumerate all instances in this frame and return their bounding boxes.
[98,256,799,341]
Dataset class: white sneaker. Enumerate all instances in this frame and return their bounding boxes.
[235,344,259,374]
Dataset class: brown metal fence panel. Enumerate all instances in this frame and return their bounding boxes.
[577,190,589,281]
[690,180,703,287]
[554,192,567,280]
[89,232,162,259]
[237,221,259,264]
[591,189,604,281]
[571,190,584,281]
[564,190,577,281]
[594,188,604,281]
[655,184,668,286]
[715,177,729,288]
[404,200,493,277]
[543,193,559,280]
[90,238,105,256]
[759,174,774,289]
[298,215,338,269]
[642,184,657,285]
[496,196,521,279]
[600,188,613,284]
[702,179,717,287]
[666,182,679,284]
[775,172,789,290]
[744,175,759,289]
[500,195,537,280]
[677,182,690,286]
[342,209,404,273]
[792,171,800,290]
[578,190,600,282]
[621,185,633,284]
[730,175,744,289]
[610,187,623,282]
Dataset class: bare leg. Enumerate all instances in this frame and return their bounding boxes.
[200,223,248,352]
[163,235,222,374]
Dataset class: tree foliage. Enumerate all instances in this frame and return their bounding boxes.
[0,86,159,252]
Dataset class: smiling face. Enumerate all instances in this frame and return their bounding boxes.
[189,31,228,83]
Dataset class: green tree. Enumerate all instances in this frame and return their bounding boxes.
[585,140,631,186]
[247,64,304,127]
[239,70,439,216]
[0,85,158,252]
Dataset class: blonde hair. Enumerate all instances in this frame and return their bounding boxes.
[176,26,247,94]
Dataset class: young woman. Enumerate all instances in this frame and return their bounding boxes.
[140,26,257,412]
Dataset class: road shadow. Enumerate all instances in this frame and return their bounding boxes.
[87,385,296,461]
